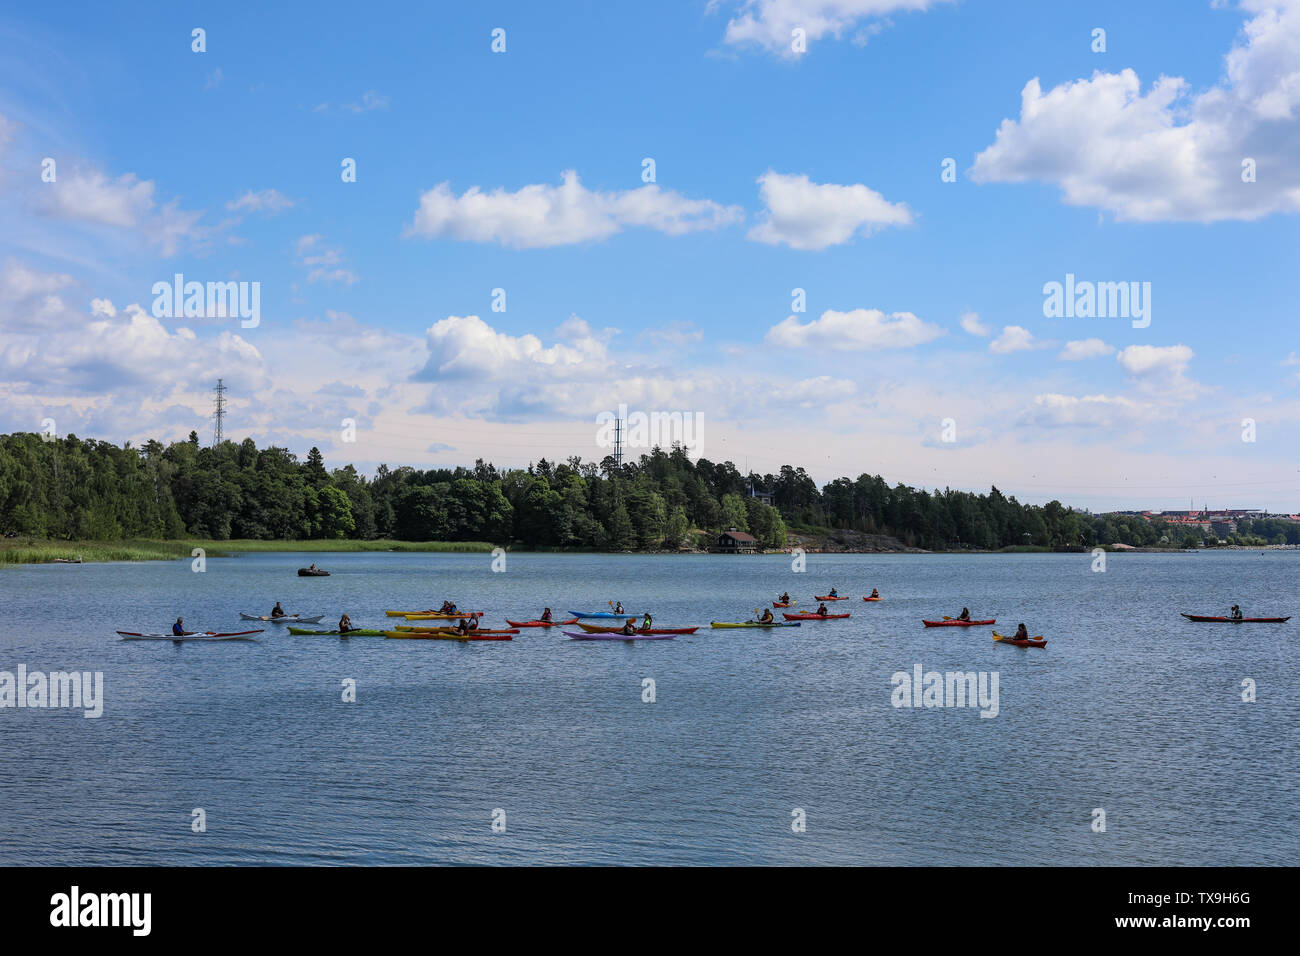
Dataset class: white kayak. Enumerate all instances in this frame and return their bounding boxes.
[117,629,263,642]
[239,613,324,623]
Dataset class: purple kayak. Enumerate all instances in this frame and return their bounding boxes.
[563,629,675,641]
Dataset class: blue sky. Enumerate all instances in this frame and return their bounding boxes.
[2,0,1299,511]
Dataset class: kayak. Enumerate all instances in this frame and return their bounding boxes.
[993,631,1047,648]
[286,627,386,637]
[393,625,519,635]
[563,630,674,641]
[240,613,324,623]
[297,568,330,576]
[383,630,512,641]
[403,611,484,620]
[772,601,795,608]
[117,629,262,641]
[575,622,698,635]
[813,595,850,601]
[710,621,802,628]
[863,596,882,602]
[568,610,639,619]
[1180,613,1291,623]
[921,619,995,627]
[506,618,579,628]
[783,612,850,620]
[390,613,488,621]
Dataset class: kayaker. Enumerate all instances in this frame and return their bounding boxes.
[759,608,775,623]
[779,591,790,604]
[466,616,478,631]
[614,601,625,614]
[957,607,971,622]
[642,612,653,629]
[456,618,471,635]
[1014,623,1029,640]
[172,617,186,636]
[541,608,553,622]
[271,602,286,618]
[869,588,880,599]
[338,613,353,634]
[621,618,638,636]
[1231,605,1243,621]
[816,603,829,617]
[828,587,838,597]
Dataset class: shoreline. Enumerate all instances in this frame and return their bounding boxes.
[3,537,1295,566]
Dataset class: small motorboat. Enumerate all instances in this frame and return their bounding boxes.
[298,567,330,577]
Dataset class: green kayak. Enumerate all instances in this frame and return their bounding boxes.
[286,626,386,637]
[710,621,802,629]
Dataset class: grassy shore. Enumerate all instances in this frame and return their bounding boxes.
[0,538,496,565]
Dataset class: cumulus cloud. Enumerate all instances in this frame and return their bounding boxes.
[1116,343,1194,376]
[719,0,945,57]
[405,170,744,248]
[1059,338,1115,360]
[32,167,206,255]
[766,307,942,349]
[959,311,990,336]
[747,171,912,250]
[295,234,358,285]
[971,1,1300,222]
[1021,392,1145,428]
[989,325,1041,354]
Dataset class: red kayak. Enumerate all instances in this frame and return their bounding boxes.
[506,618,579,628]
[863,596,882,602]
[993,633,1047,648]
[1180,613,1291,623]
[783,612,850,620]
[922,618,995,627]
[773,601,795,608]
[576,624,699,635]
[813,595,850,601]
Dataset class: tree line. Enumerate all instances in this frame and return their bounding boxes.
[0,431,1293,550]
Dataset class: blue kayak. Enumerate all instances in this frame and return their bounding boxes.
[568,610,639,619]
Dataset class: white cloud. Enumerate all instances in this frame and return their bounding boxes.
[1021,392,1145,428]
[295,234,358,285]
[405,170,744,248]
[417,314,607,382]
[0,260,74,301]
[959,311,990,336]
[989,325,1040,354]
[747,170,912,250]
[227,189,294,214]
[33,168,206,255]
[1116,343,1194,376]
[766,307,942,349]
[719,0,945,57]
[1059,338,1115,360]
[971,2,1300,222]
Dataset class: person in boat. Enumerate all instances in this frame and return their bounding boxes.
[1014,623,1029,640]
[869,588,880,599]
[465,615,478,631]
[828,587,838,597]
[642,612,653,630]
[758,608,775,623]
[172,617,186,636]
[779,591,790,604]
[621,618,639,636]
[957,607,971,622]
[540,608,553,622]
[309,563,317,571]
[614,601,625,614]
[446,602,458,615]
[338,613,353,634]
[816,603,829,616]
[271,602,286,618]
[456,617,472,635]
[1231,605,1243,621]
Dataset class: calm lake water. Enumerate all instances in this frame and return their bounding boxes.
[0,550,1294,865]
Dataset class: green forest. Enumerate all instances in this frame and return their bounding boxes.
[1,431,1295,551]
